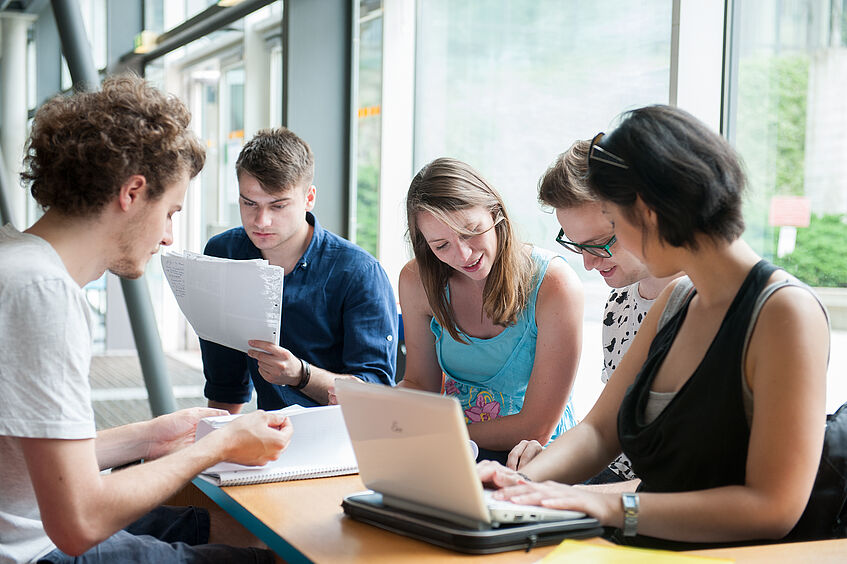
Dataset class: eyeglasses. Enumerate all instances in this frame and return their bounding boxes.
[555,228,616,258]
[588,132,629,169]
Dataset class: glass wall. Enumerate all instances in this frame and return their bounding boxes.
[413,0,672,253]
[140,1,283,351]
[730,0,847,289]
[354,0,384,257]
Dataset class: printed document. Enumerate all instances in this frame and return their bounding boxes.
[161,250,283,353]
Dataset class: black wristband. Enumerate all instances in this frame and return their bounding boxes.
[516,472,532,482]
[295,358,311,389]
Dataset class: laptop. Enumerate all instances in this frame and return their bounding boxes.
[334,380,587,529]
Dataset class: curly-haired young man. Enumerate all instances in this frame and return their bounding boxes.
[0,75,291,564]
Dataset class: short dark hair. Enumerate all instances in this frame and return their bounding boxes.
[21,73,205,217]
[587,105,746,249]
[236,127,314,194]
[538,139,594,209]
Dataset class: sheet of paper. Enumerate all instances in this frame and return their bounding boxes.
[161,251,284,353]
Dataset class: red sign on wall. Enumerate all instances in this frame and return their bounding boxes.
[769,196,811,227]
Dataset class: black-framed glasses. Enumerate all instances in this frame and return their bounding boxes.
[588,132,629,169]
[555,228,616,258]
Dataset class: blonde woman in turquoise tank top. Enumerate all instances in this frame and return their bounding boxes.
[399,158,584,463]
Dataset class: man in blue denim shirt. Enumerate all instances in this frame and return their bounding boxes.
[200,128,397,412]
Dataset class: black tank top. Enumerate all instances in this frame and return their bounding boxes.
[618,259,777,493]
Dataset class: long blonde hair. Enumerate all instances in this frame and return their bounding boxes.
[406,157,534,344]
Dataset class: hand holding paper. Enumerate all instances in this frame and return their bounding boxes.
[216,410,294,467]
[145,407,229,460]
[195,405,358,485]
[161,251,283,353]
[247,339,302,387]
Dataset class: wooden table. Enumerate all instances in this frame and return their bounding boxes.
[191,475,847,563]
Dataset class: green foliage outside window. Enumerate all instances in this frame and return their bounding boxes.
[733,53,847,288]
[737,54,809,256]
[773,214,847,288]
[356,163,379,256]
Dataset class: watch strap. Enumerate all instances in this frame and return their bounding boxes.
[622,492,639,537]
[295,358,311,389]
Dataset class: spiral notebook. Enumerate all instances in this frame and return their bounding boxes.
[196,405,358,486]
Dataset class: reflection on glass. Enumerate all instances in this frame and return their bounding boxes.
[732,0,847,288]
[355,1,383,257]
[223,67,246,232]
[413,0,671,251]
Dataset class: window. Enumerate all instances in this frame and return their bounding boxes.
[354,0,384,256]
[729,0,847,290]
[413,1,672,253]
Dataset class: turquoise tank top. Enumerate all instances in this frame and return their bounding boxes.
[431,247,577,443]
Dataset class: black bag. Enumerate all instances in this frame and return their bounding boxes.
[785,401,847,541]
[341,492,603,554]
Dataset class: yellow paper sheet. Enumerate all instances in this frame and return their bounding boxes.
[539,540,733,563]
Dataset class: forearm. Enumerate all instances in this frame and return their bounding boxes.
[208,399,244,414]
[98,433,229,515]
[96,446,217,525]
[299,364,353,405]
[396,375,437,392]
[619,486,802,542]
[522,422,616,483]
[467,411,560,451]
[396,378,425,390]
[576,479,640,494]
[29,433,232,556]
[95,420,155,470]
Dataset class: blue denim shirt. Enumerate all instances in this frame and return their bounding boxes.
[199,212,397,409]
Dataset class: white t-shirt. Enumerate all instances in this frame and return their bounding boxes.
[0,224,96,564]
[601,282,655,384]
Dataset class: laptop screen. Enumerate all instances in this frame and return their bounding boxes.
[335,381,492,525]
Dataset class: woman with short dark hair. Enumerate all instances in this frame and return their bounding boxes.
[480,105,831,548]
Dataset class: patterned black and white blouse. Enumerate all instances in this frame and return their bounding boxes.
[601,282,655,384]
[600,282,655,481]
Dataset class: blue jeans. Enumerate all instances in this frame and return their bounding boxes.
[38,505,274,564]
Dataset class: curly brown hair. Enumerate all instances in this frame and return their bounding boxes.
[21,74,205,216]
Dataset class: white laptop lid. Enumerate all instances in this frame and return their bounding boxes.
[336,380,492,525]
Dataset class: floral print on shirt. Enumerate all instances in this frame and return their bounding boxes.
[444,376,509,424]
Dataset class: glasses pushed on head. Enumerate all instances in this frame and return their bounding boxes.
[588,132,629,170]
[555,229,616,258]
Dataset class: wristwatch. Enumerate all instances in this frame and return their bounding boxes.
[622,492,639,537]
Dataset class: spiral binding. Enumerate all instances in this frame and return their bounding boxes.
[215,464,358,486]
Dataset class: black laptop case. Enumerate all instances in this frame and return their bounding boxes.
[341,491,604,554]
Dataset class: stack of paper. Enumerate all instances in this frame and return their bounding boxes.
[161,251,283,353]
[196,405,359,486]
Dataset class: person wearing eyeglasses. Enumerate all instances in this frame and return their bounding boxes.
[479,105,833,548]
[397,157,584,464]
[506,140,680,479]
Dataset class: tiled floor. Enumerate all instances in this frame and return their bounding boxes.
[90,354,255,430]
